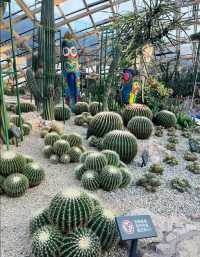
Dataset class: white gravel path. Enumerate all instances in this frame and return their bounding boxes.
[1,117,200,257]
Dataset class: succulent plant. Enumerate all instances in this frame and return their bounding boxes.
[42,145,54,159]
[22,124,31,136]
[0,175,5,194]
[149,163,164,174]
[89,102,103,116]
[78,145,87,153]
[102,150,120,166]
[168,136,179,144]
[81,170,100,191]
[31,225,62,257]
[119,167,132,188]
[171,177,191,193]
[87,207,118,250]
[49,155,59,164]
[155,110,177,128]
[118,160,128,168]
[80,151,93,163]
[3,173,29,197]
[40,128,49,138]
[89,112,123,138]
[49,189,93,233]
[60,133,69,141]
[188,138,200,153]
[74,115,86,126]
[186,161,200,174]
[44,132,60,146]
[54,105,71,121]
[10,115,24,127]
[75,102,89,115]
[29,208,50,236]
[167,131,177,137]
[60,154,71,164]
[23,155,34,164]
[75,164,87,180]
[53,140,70,156]
[87,193,101,208]
[60,228,101,257]
[136,173,161,192]
[163,155,179,166]
[184,151,197,161]
[16,102,36,113]
[85,152,107,171]
[100,165,122,191]
[154,126,164,137]
[165,143,176,151]
[182,131,192,138]
[88,136,99,147]
[67,133,83,147]
[23,162,45,187]
[49,121,64,135]
[127,116,153,139]
[68,147,82,162]
[102,130,138,163]
[0,151,25,176]
[122,104,153,126]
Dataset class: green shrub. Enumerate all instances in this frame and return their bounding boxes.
[119,167,132,188]
[171,177,191,193]
[75,164,87,180]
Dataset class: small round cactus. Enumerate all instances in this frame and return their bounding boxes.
[184,151,197,161]
[75,102,89,115]
[89,102,103,116]
[102,130,138,163]
[149,163,164,175]
[49,189,93,233]
[31,225,62,257]
[75,164,87,180]
[80,151,93,163]
[168,136,179,144]
[87,207,118,250]
[122,104,153,126]
[119,167,132,188]
[0,151,25,176]
[16,102,36,113]
[81,170,100,191]
[165,143,176,151]
[40,128,49,138]
[136,173,161,192]
[54,105,71,121]
[60,228,101,257]
[23,162,45,187]
[68,147,82,162]
[100,165,122,191]
[154,126,164,137]
[60,133,69,141]
[89,111,123,137]
[101,150,120,166]
[60,154,71,164]
[155,110,177,128]
[22,124,31,136]
[10,115,24,127]
[88,135,99,147]
[171,177,191,193]
[74,115,86,126]
[163,155,179,166]
[53,140,70,156]
[49,155,59,164]
[23,155,34,164]
[3,173,29,197]
[29,208,50,236]
[67,133,83,147]
[186,161,200,174]
[44,132,60,146]
[42,145,54,159]
[85,152,107,171]
[127,116,153,139]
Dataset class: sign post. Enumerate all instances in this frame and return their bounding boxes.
[116,215,157,257]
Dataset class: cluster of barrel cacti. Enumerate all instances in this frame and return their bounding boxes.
[42,131,86,164]
[75,150,132,191]
[30,188,119,257]
[74,112,93,127]
[40,121,64,138]
[0,150,45,197]
[16,102,36,114]
[9,115,32,136]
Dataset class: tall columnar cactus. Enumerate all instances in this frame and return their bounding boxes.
[44,132,60,146]
[49,189,93,233]
[29,208,50,236]
[81,170,100,191]
[54,105,71,121]
[60,228,101,257]
[31,225,62,257]
[102,130,138,163]
[89,112,123,137]
[87,207,118,250]
[89,102,103,116]
[122,104,153,126]
[155,110,177,128]
[127,116,153,139]
[74,102,89,115]
[23,162,45,187]
[100,165,122,191]
[85,152,107,171]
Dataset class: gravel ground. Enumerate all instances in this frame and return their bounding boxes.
[1,117,200,257]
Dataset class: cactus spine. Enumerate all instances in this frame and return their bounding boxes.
[29,208,50,236]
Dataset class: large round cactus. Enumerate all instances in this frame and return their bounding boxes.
[67,133,83,147]
[31,225,62,257]
[23,162,45,187]
[89,112,123,137]
[102,150,120,166]
[42,145,54,158]
[80,151,93,163]
[81,170,100,191]
[85,152,107,171]
[87,207,118,250]
[122,104,153,126]
[75,164,87,180]
[60,228,101,257]
[53,140,70,156]
[127,116,153,139]
[68,147,82,162]
[75,102,89,115]
[29,208,50,236]
[89,102,103,116]
[44,132,60,146]
[3,173,29,197]
[16,102,36,114]
[100,165,122,191]
[49,189,93,233]
[155,110,177,128]
[54,105,71,121]
[119,167,132,188]
[0,151,25,176]
[102,130,138,163]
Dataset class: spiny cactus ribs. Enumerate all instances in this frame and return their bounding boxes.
[10,115,24,127]
[53,140,70,156]
[23,162,45,187]
[101,150,120,166]
[155,110,177,128]
[44,132,60,146]
[74,102,89,115]
[89,102,103,116]
[68,147,82,162]
[54,105,71,121]
[29,208,50,235]
[119,167,132,188]
[67,133,83,147]
[136,173,161,192]
[81,170,100,191]
[127,116,153,139]
[100,165,122,191]
[85,152,107,171]
[171,177,191,193]
[16,102,36,113]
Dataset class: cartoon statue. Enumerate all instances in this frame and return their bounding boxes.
[121,68,140,105]
[62,32,80,110]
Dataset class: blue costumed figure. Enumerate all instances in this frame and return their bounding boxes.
[62,32,80,111]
